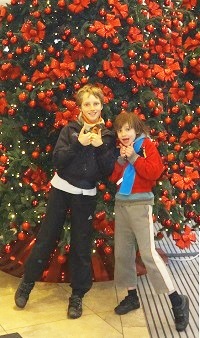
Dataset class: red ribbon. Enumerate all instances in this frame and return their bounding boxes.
[169,81,194,103]
[102,53,124,78]
[0,63,21,80]
[21,20,46,42]
[93,14,121,38]
[23,167,50,192]
[68,0,90,13]
[0,94,7,114]
[108,0,128,19]
[127,27,143,43]
[153,58,181,81]
[148,1,163,17]
[171,166,199,190]
[180,130,200,144]
[173,225,196,249]
[50,53,76,79]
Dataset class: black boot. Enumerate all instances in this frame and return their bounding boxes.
[172,295,189,331]
[15,277,35,308]
[115,294,140,315]
[67,295,82,319]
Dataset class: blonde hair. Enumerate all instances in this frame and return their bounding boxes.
[75,84,104,107]
[114,112,150,136]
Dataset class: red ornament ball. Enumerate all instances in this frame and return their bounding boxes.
[103,192,111,202]
[18,232,26,240]
[104,245,112,255]
[22,221,31,231]
[57,254,67,264]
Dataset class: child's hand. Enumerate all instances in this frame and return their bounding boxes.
[90,128,103,147]
[119,144,127,158]
[119,142,136,160]
[125,142,135,159]
[78,126,91,146]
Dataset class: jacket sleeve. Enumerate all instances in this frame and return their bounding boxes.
[52,126,84,169]
[108,160,124,183]
[134,139,164,180]
[95,133,116,176]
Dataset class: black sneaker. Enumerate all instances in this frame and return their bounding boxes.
[67,295,82,319]
[172,295,189,331]
[15,277,35,308]
[115,294,140,315]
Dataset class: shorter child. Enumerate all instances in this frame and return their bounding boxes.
[109,112,189,332]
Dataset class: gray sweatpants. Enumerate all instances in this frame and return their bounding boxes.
[114,201,175,294]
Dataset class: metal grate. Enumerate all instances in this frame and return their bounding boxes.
[137,226,199,338]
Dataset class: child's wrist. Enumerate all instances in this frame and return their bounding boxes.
[128,154,139,163]
[117,156,126,165]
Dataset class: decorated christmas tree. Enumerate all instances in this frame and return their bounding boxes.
[0,0,199,281]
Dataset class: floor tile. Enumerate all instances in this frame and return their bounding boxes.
[97,311,122,333]
[6,314,123,338]
[123,326,150,338]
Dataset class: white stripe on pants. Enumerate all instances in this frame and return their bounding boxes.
[114,201,175,294]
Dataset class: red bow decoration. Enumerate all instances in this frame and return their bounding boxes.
[38,97,58,112]
[173,225,196,249]
[93,14,121,38]
[169,81,194,103]
[153,58,180,81]
[170,32,182,47]
[171,166,199,190]
[108,0,128,19]
[127,27,143,43]
[0,63,21,80]
[0,5,7,21]
[54,100,79,128]
[31,70,55,84]
[181,0,197,10]
[50,52,76,79]
[147,0,163,17]
[22,167,50,192]
[102,53,124,78]
[21,20,46,42]
[184,31,200,51]
[152,87,164,100]
[161,196,173,211]
[68,0,90,13]
[180,130,200,144]
[101,85,114,103]
[0,92,7,114]
[151,41,171,55]
[130,64,151,86]
[70,39,97,60]
[0,165,5,177]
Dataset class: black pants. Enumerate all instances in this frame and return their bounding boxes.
[24,187,96,295]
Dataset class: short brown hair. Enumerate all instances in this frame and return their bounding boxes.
[114,112,150,136]
[75,84,104,107]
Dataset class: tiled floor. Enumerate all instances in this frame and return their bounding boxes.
[0,271,150,338]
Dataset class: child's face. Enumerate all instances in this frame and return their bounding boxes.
[81,93,103,123]
[117,123,137,146]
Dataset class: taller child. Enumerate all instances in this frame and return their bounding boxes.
[109,112,189,332]
[15,84,116,319]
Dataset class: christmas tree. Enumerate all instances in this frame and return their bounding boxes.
[0,0,199,281]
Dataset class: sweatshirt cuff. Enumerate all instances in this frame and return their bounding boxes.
[117,156,126,165]
[128,154,139,164]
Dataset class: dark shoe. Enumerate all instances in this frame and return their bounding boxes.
[115,294,140,315]
[15,277,35,308]
[172,295,189,331]
[67,295,82,319]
